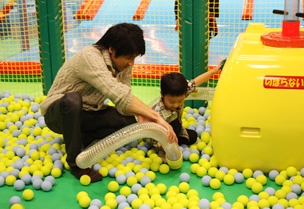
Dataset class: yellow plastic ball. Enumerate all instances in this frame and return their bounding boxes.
[275,189,287,199]
[156,183,167,194]
[77,191,88,201]
[32,127,42,136]
[120,186,132,197]
[10,204,24,209]
[196,166,207,177]
[108,181,119,192]
[275,175,286,186]
[210,178,221,190]
[22,189,34,201]
[242,168,253,178]
[246,178,256,189]
[104,192,116,201]
[237,195,249,206]
[190,163,200,173]
[251,182,263,194]
[179,182,190,193]
[5,175,17,186]
[189,153,199,163]
[106,198,118,209]
[256,175,267,185]
[223,174,235,185]
[51,168,62,178]
[286,166,298,177]
[215,170,226,181]
[146,171,156,181]
[159,164,170,174]
[131,198,143,209]
[127,176,138,186]
[79,196,91,208]
[80,175,91,186]
[99,167,109,177]
[30,151,40,161]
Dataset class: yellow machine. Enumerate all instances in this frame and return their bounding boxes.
[211,23,304,172]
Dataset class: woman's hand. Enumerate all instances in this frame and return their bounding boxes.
[137,114,178,144]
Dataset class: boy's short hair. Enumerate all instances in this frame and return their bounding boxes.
[161,72,188,96]
[94,23,146,57]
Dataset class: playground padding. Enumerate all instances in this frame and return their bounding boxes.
[74,0,105,20]
[0,61,221,80]
[132,0,151,20]
[242,0,254,20]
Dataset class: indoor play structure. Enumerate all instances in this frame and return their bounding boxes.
[2,1,304,209]
[212,0,304,172]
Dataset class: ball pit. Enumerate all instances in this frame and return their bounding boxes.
[0,91,304,209]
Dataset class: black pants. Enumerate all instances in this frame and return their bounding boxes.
[170,119,197,145]
[44,92,136,166]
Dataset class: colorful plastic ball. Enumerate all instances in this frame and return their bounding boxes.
[127,176,138,187]
[275,175,286,186]
[14,180,25,191]
[237,195,249,206]
[9,196,21,205]
[116,174,127,185]
[223,174,235,185]
[140,176,151,186]
[0,176,5,186]
[159,164,170,174]
[210,179,221,190]
[120,186,132,197]
[90,199,102,208]
[199,198,210,209]
[6,175,17,186]
[41,181,52,192]
[10,204,24,209]
[116,195,127,205]
[96,165,107,175]
[79,196,91,208]
[180,173,190,182]
[179,182,190,193]
[202,175,212,187]
[22,189,34,201]
[242,168,253,178]
[77,191,89,201]
[32,179,43,190]
[234,172,244,183]
[119,202,131,209]
[108,181,119,192]
[251,182,263,194]
[256,175,267,185]
[80,175,91,186]
[131,198,143,209]
[189,153,199,163]
[44,176,55,186]
[51,168,62,178]
[106,198,118,209]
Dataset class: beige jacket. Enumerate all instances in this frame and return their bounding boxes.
[40,45,133,116]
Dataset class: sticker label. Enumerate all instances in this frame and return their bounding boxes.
[264,75,304,89]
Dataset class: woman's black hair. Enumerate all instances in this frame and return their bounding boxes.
[94,23,145,57]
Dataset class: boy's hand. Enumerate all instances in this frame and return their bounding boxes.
[212,59,226,74]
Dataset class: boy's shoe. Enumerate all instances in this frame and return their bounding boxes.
[70,166,103,183]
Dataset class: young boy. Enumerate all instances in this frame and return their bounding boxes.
[144,60,224,160]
